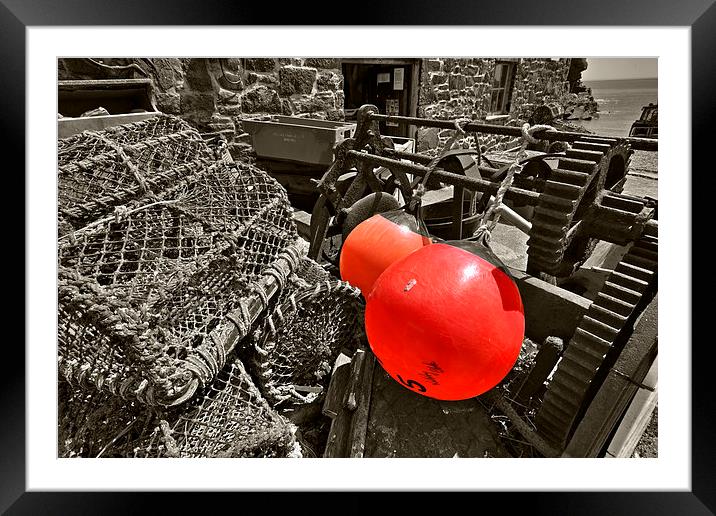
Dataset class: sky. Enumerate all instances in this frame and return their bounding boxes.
[581,58,658,81]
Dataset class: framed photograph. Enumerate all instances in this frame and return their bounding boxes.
[9,0,713,513]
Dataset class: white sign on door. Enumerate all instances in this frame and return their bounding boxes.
[393,68,404,90]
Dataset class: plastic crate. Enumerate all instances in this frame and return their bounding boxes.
[242,116,356,166]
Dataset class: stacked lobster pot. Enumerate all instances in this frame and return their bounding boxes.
[57,114,362,458]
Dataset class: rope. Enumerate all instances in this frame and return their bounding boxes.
[91,132,150,195]
[159,420,180,457]
[521,123,555,145]
[408,117,471,213]
[251,284,270,311]
[475,122,554,242]
[59,150,205,223]
[58,198,182,243]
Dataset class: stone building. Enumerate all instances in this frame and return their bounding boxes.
[58,57,586,158]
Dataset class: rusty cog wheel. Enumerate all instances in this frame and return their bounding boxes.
[526,138,634,278]
[580,136,633,193]
[526,139,608,277]
[559,138,634,274]
[533,197,657,451]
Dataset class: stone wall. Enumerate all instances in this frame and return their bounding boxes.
[416,58,572,153]
[58,57,345,159]
[510,58,572,119]
[59,57,578,156]
[199,57,344,158]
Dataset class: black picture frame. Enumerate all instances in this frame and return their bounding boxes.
[6,1,713,513]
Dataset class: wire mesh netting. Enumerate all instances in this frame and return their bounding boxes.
[58,114,215,232]
[161,358,300,458]
[58,143,298,406]
[57,244,361,458]
[57,115,365,458]
[58,114,194,166]
[59,355,300,458]
[247,258,363,406]
[58,379,157,458]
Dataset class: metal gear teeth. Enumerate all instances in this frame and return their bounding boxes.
[601,192,645,212]
[526,138,635,277]
[534,219,657,450]
[526,140,600,276]
[594,139,633,193]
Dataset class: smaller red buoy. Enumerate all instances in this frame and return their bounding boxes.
[340,208,431,296]
[341,192,400,241]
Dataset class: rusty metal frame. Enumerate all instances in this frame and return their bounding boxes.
[309,104,657,271]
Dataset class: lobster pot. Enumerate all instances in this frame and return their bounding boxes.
[58,159,299,407]
[58,379,157,458]
[247,258,363,406]
[58,115,193,164]
[58,114,215,233]
[58,356,300,458]
[160,358,299,458]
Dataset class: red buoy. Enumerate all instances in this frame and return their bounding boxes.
[365,241,524,400]
[339,209,431,296]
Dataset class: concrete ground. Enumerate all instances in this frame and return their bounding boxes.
[365,366,510,458]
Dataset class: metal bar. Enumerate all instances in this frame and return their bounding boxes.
[493,197,533,234]
[389,147,533,233]
[343,348,366,411]
[369,113,658,151]
[515,336,563,405]
[565,219,583,242]
[322,352,353,419]
[452,185,464,240]
[346,150,541,205]
[385,148,499,177]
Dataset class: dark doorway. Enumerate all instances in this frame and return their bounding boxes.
[342,59,420,139]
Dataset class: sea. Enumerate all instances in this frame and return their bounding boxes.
[577,77,658,178]
[578,78,658,137]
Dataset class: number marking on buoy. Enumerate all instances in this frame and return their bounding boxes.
[419,361,444,386]
[396,374,427,393]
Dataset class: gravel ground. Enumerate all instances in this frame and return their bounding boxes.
[633,407,658,457]
[630,150,658,176]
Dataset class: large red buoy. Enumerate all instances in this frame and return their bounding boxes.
[364,240,524,400]
[340,208,431,296]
